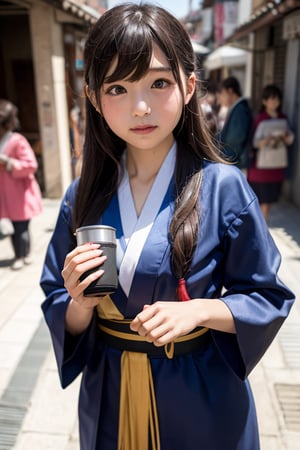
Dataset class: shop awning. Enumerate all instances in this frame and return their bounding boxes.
[204,45,248,71]
[191,41,211,55]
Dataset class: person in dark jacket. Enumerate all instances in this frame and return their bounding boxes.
[218,76,253,168]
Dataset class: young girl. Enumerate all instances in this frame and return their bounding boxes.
[247,84,294,221]
[40,4,294,450]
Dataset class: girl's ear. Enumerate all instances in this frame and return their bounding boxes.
[184,73,196,105]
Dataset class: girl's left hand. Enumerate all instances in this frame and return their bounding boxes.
[283,132,294,146]
[130,301,202,346]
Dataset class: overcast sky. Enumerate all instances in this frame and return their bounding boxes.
[107,0,200,19]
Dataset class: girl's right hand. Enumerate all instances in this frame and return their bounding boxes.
[61,242,107,310]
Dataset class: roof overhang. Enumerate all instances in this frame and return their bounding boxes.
[227,0,300,42]
[0,0,101,24]
[61,0,100,24]
[0,0,32,15]
[42,0,101,25]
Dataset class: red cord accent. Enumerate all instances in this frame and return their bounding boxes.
[176,278,190,301]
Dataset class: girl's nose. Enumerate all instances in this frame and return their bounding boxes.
[132,99,151,117]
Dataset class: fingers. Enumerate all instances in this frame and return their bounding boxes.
[61,242,107,300]
[67,268,104,302]
[62,251,105,284]
[130,304,154,332]
[62,243,101,272]
[62,243,104,279]
[130,301,199,347]
[130,302,176,345]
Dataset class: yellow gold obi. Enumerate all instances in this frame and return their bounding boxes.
[97,314,210,450]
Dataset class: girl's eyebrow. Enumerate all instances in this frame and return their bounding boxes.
[103,66,173,84]
[148,66,172,73]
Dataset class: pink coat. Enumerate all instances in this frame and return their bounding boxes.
[0,132,42,221]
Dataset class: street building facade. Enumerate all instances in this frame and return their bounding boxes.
[190,0,300,208]
[226,0,300,207]
[0,0,102,198]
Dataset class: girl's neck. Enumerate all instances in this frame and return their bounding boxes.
[125,141,175,216]
[266,108,278,118]
[126,143,173,183]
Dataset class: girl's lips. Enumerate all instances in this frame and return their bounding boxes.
[130,125,157,134]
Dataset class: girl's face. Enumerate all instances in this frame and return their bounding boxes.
[99,44,195,154]
[217,88,232,108]
[263,96,280,115]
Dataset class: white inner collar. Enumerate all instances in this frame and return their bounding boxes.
[117,142,176,296]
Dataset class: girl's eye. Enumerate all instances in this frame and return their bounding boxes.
[152,79,170,89]
[105,85,126,96]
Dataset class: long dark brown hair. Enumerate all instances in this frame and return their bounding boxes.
[74,3,224,280]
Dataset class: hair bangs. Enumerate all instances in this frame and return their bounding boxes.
[85,4,186,92]
[104,22,154,84]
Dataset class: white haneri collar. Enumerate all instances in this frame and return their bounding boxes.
[118,142,176,297]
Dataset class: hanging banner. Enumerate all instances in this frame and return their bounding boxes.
[214,1,238,45]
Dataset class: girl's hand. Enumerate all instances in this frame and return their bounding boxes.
[130,301,201,346]
[258,137,270,148]
[0,154,8,164]
[283,131,294,146]
[61,242,107,310]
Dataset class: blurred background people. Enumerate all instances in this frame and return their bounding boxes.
[0,99,42,270]
[247,84,294,222]
[217,76,253,169]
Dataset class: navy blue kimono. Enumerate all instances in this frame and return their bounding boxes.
[40,160,294,450]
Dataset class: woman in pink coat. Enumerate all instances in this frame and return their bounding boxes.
[0,99,42,270]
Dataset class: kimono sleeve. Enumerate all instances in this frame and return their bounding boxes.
[213,196,294,379]
[40,181,97,388]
